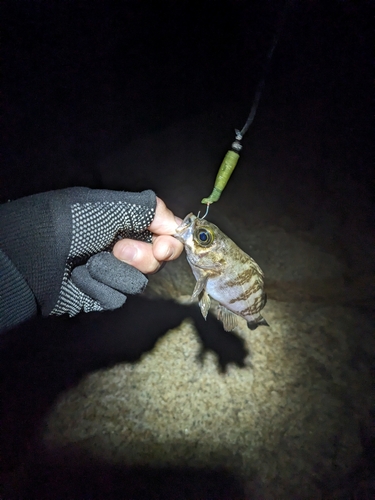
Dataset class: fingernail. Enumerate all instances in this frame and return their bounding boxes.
[120,245,138,263]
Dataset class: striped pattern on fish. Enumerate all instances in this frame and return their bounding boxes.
[174,213,268,331]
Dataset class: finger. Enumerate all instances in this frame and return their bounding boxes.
[149,197,182,235]
[152,235,184,262]
[87,252,148,295]
[113,239,162,274]
[71,265,126,309]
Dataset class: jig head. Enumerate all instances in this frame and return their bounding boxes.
[197,203,210,220]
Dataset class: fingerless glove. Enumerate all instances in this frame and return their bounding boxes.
[0,188,156,332]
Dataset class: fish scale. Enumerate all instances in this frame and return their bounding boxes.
[174,213,269,331]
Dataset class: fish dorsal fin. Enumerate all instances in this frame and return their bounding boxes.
[218,306,239,332]
[198,290,211,320]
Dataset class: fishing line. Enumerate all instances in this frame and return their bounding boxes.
[200,0,293,212]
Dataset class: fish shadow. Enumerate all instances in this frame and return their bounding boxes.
[0,295,249,472]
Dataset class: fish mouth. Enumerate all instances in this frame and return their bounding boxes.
[173,232,185,243]
[173,213,196,242]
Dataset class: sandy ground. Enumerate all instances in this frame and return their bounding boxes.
[1,107,374,499]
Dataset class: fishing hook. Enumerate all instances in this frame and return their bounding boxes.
[197,203,210,219]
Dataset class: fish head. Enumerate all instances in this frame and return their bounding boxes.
[174,213,225,268]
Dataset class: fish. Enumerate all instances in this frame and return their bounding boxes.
[174,213,269,331]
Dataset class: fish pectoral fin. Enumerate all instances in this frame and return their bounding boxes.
[198,291,211,320]
[191,277,207,301]
[217,306,239,332]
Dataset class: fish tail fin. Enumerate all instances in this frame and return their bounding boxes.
[247,315,269,330]
[258,316,270,327]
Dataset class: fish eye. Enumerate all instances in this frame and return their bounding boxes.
[199,231,208,242]
[194,228,213,246]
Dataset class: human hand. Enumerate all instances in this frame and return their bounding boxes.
[113,197,184,274]
[0,188,158,322]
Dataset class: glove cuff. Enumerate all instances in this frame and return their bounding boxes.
[0,249,37,332]
[0,193,65,316]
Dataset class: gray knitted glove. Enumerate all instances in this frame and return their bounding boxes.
[0,188,156,326]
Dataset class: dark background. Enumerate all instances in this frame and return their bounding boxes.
[2,0,373,204]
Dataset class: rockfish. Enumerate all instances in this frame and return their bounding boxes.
[174,213,268,331]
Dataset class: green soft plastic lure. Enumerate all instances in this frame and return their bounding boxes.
[200,1,289,208]
[201,150,240,205]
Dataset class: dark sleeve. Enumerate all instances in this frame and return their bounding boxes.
[0,249,37,333]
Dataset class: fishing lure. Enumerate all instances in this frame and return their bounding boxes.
[200,3,287,208]
[201,149,240,206]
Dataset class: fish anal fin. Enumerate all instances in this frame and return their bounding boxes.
[217,306,240,332]
[198,290,211,320]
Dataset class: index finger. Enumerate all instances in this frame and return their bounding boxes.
[148,197,182,236]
